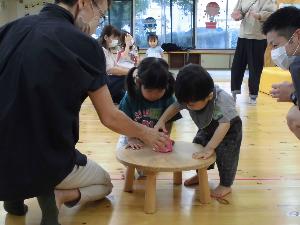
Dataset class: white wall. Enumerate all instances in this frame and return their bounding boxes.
[0,0,17,26]
[0,0,53,27]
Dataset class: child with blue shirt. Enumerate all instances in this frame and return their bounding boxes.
[119,57,181,149]
[146,34,164,58]
[156,64,242,199]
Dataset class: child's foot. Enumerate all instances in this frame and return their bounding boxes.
[184,175,199,186]
[211,185,232,198]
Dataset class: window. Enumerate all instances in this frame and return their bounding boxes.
[102,0,241,49]
[196,0,239,49]
[226,0,240,49]
[170,0,194,48]
[94,0,132,39]
[109,0,132,32]
[135,0,170,48]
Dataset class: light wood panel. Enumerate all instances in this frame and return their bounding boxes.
[1,82,300,225]
[116,141,216,172]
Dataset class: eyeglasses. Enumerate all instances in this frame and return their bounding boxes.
[90,0,106,23]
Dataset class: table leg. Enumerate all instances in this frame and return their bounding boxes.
[144,172,156,214]
[173,171,182,185]
[197,168,211,204]
[124,166,135,192]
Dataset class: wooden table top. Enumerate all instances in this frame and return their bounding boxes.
[116,141,216,172]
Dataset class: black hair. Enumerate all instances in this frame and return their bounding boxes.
[147,34,158,42]
[98,25,121,49]
[175,64,214,103]
[126,57,175,100]
[55,0,112,7]
[262,6,300,39]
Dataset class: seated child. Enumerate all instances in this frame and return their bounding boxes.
[117,31,139,69]
[146,34,164,58]
[156,64,242,198]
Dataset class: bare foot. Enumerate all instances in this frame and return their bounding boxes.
[54,189,80,210]
[184,175,199,186]
[211,185,232,198]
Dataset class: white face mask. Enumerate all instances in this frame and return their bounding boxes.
[271,46,296,70]
[271,34,299,70]
[109,39,119,48]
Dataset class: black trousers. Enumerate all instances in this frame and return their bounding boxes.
[107,75,126,104]
[231,38,267,96]
[193,117,242,187]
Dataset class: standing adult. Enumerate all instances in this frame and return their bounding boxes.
[231,0,277,105]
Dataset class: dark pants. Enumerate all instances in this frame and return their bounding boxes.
[231,38,267,97]
[107,75,126,104]
[193,117,242,187]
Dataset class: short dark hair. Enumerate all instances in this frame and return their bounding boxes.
[147,34,158,42]
[98,25,121,48]
[175,64,214,103]
[262,6,300,39]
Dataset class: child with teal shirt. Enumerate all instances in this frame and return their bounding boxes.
[119,57,181,149]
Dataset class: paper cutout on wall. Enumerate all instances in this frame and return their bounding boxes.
[204,2,220,29]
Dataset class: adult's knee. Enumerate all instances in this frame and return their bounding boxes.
[286,106,300,134]
[102,170,113,194]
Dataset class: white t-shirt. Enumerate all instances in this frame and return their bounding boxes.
[146,46,164,58]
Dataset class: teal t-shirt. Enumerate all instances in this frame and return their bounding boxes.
[119,92,176,128]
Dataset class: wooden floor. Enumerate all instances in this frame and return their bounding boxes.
[2,82,300,225]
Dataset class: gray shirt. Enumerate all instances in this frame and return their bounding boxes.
[176,86,238,129]
[289,56,300,107]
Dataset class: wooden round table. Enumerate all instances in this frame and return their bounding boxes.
[116,140,216,214]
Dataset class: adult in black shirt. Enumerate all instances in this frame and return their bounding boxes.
[0,0,168,222]
[262,7,300,139]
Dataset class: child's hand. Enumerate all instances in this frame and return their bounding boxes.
[192,145,215,160]
[126,138,144,150]
[125,34,133,46]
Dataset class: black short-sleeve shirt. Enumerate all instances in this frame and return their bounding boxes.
[0,4,107,200]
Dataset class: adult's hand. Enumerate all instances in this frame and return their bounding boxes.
[125,34,133,46]
[139,126,169,151]
[270,82,294,102]
[231,10,243,21]
[249,10,261,20]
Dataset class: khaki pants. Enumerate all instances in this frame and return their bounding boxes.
[56,159,113,205]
